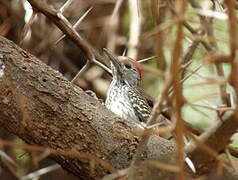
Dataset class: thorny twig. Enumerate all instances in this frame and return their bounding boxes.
[168,2,213,52]
[133,0,238,176]
[162,0,238,173]
[55,7,93,45]
[189,0,229,107]
[26,0,112,83]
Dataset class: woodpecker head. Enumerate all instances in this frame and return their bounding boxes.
[103,48,143,87]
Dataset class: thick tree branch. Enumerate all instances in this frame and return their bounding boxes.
[0,36,177,179]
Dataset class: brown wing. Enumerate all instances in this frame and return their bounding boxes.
[128,88,152,123]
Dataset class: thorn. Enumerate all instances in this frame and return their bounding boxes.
[181,59,193,69]
[122,48,127,56]
[201,100,217,109]
[20,11,36,45]
[0,150,17,168]
[185,157,196,173]
[93,58,112,75]
[195,8,228,20]
[138,56,156,63]
[111,0,123,19]
[60,0,74,13]
[74,7,93,28]
[55,7,93,45]
[180,64,203,84]
[56,12,72,28]
[54,34,66,45]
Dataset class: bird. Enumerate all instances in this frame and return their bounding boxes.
[103,48,151,128]
[103,48,196,173]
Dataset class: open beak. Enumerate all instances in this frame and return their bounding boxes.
[103,48,123,78]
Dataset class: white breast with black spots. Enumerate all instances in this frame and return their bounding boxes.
[105,83,138,122]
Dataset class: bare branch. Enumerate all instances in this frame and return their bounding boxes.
[189,0,229,107]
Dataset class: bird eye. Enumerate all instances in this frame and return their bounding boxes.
[125,64,132,69]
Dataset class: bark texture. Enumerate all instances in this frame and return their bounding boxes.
[0,36,176,179]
